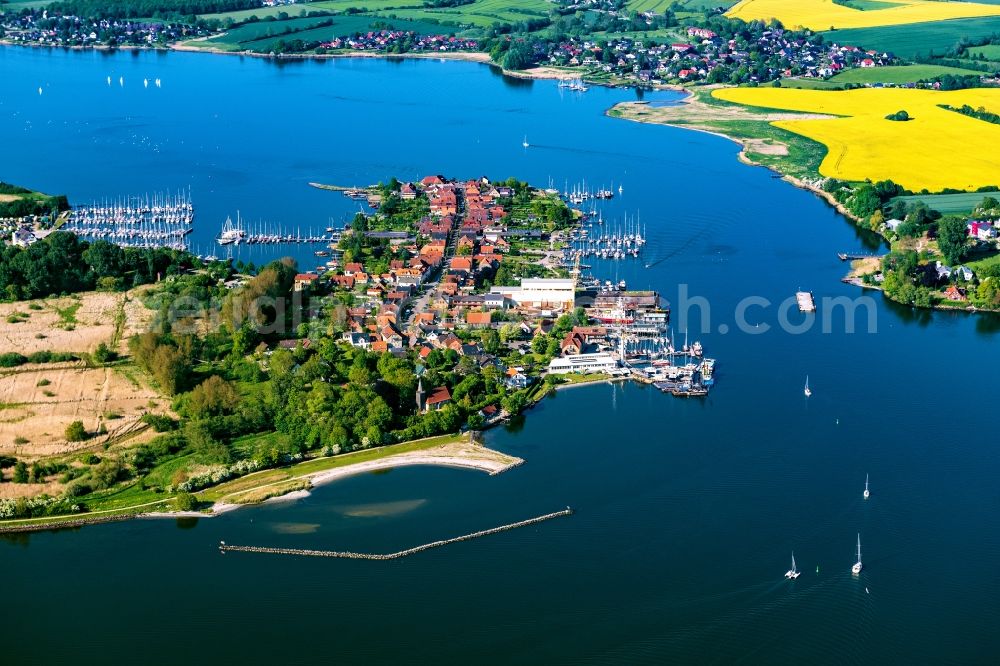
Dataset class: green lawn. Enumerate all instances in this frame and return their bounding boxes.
[827,17,1000,61]
[830,64,985,84]
[892,192,992,214]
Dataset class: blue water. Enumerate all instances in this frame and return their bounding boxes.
[2,46,999,664]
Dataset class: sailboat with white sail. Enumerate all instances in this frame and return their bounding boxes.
[785,552,801,579]
[852,534,863,575]
[863,474,870,500]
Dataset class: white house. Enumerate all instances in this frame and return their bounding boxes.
[885,218,904,233]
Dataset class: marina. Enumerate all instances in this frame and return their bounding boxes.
[216,213,341,246]
[60,190,193,251]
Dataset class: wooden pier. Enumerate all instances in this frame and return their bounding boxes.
[217,508,573,560]
[838,252,879,261]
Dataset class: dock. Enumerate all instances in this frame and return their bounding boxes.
[796,291,816,312]
[217,508,573,560]
[838,252,879,261]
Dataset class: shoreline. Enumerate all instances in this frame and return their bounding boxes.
[607,95,864,225]
[0,437,523,532]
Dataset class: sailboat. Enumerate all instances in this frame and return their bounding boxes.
[851,534,863,575]
[804,375,812,397]
[785,552,801,579]
[522,135,530,148]
[863,474,870,500]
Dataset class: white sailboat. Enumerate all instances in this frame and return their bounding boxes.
[863,474,870,500]
[522,135,530,148]
[785,552,801,579]
[804,375,812,397]
[851,534,863,575]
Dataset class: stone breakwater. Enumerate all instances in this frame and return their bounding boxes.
[218,508,573,560]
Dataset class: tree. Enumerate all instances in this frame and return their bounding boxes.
[13,461,28,483]
[184,375,240,419]
[938,216,969,265]
[65,420,88,442]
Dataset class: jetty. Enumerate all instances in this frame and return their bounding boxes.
[838,252,879,261]
[218,508,573,560]
[796,291,816,312]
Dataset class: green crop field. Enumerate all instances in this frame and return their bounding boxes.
[892,192,994,214]
[828,17,1000,61]
[207,15,337,46]
[830,63,985,83]
[241,15,451,49]
[199,3,329,22]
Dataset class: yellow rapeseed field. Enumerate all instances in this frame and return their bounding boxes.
[713,87,1000,191]
[726,0,1000,31]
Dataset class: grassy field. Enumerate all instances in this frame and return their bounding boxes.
[713,86,1000,191]
[829,63,985,84]
[198,432,467,501]
[727,0,1000,31]
[892,191,993,213]
[367,0,551,29]
[198,0,331,21]
[968,44,1000,60]
[626,0,738,12]
[609,91,829,181]
[829,16,1000,60]
[967,252,1000,276]
[0,0,56,10]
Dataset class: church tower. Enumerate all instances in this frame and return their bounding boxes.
[416,378,425,413]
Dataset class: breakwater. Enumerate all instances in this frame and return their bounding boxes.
[218,508,572,560]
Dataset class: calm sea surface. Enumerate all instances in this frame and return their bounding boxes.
[2,46,999,664]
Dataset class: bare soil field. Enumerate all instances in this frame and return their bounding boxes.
[0,365,161,459]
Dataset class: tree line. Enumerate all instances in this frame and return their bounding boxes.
[0,233,194,301]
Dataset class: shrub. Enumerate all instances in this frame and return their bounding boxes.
[14,436,29,445]
[142,413,178,432]
[93,342,117,364]
[0,353,27,368]
[65,420,88,442]
[83,454,101,465]
[36,378,51,386]
[174,492,198,511]
[13,462,28,483]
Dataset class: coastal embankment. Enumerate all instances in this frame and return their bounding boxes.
[218,507,573,560]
